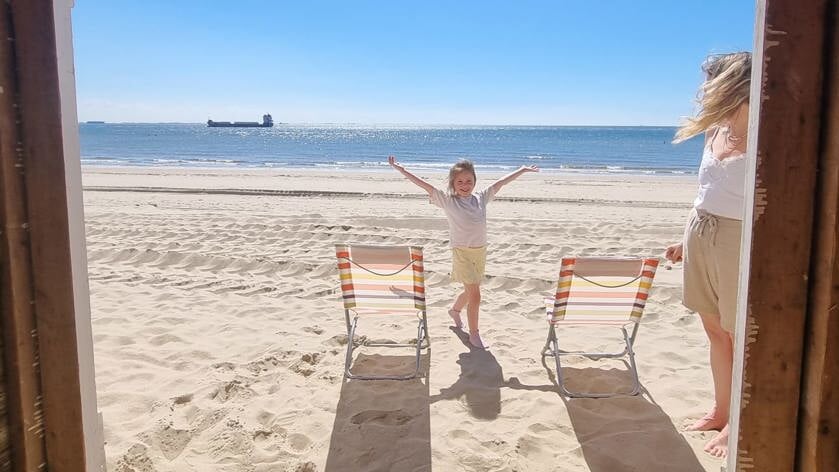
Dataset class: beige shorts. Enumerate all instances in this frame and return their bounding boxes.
[451,246,487,285]
[682,208,743,333]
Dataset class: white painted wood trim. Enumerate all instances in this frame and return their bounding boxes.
[728,0,766,469]
[53,0,106,470]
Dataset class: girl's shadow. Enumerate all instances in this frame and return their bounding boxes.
[429,327,519,419]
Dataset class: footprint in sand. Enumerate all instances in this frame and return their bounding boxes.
[302,325,325,335]
[210,380,254,403]
[153,425,192,461]
[350,410,414,426]
[293,462,318,472]
[114,443,155,472]
[290,352,323,377]
[172,393,193,405]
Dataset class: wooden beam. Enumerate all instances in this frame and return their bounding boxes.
[8,0,87,469]
[0,2,49,470]
[732,0,828,470]
[797,1,839,469]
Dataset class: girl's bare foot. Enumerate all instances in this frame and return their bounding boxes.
[687,405,727,431]
[448,309,463,329]
[704,424,729,458]
[468,331,488,349]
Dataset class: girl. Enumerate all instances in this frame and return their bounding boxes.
[388,155,538,349]
[665,51,751,458]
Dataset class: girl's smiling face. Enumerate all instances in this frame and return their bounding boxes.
[452,171,475,197]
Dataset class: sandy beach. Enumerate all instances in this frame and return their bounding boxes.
[83,166,725,471]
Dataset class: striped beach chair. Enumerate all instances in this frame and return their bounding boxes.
[542,256,659,398]
[335,244,430,380]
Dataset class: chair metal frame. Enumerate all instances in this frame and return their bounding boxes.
[336,244,431,380]
[541,256,659,398]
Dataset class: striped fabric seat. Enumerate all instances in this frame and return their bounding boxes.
[336,244,425,315]
[550,257,658,324]
[541,256,660,398]
[335,244,429,380]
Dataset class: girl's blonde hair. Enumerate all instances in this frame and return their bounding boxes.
[447,160,476,195]
[674,52,752,143]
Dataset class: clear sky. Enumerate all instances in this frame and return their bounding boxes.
[72,1,755,125]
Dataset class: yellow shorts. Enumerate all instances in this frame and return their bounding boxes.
[451,246,487,285]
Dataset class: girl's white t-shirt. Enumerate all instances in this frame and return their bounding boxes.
[429,186,498,248]
[693,146,747,220]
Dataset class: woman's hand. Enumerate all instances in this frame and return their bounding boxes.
[519,165,539,173]
[665,242,684,263]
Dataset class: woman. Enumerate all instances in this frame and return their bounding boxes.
[665,51,751,458]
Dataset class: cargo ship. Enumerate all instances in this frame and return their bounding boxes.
[207,113,273,128]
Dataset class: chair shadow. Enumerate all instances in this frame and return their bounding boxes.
[324,352,432,472]
[533,359,706,472]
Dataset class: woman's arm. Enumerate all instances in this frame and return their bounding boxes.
[665,242,683,262]
[489,165,539,194]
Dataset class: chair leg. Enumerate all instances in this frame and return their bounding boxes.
[344,316,359,379]
[551,335,577,397]
[541,325,575,396]
[412,319,424,377]
[545,324,643,398]
[622,326,641,396]
[541,324,557,356]
[420,311,431,349]
[344,315,429,381]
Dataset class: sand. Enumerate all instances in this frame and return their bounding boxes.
[82,166,725,471]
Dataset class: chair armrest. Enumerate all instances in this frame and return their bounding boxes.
[544,297,555,322]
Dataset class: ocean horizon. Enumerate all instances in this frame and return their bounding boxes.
[79,123,705,175]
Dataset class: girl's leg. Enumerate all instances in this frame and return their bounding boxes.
[449,290,469,328]
[689,312,734,433]
[462,284,486,348]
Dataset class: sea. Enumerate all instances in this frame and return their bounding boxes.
[79,123,704,175]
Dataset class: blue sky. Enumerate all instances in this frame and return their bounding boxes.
[72,1,755,125]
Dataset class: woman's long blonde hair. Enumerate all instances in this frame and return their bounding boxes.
[674,52,752,143]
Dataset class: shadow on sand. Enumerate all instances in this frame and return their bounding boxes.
[324,352,431,472]
[537,360,706,471]
[428,327,507,419]
[325,331,705,471]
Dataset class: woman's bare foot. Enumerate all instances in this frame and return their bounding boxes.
[687,405,727,431]
[704,424,729,458]
[468,331,488,349]
[448,309,463,329]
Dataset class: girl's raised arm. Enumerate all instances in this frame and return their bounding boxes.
[489,165,539,194]
[388,155,435,194]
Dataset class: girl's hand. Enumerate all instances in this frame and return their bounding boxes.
[387,155,404,171]
[520,165,539,173]
[665,242,683,263]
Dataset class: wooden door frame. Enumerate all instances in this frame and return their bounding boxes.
[0,0,104,470]
[730,0,838,470]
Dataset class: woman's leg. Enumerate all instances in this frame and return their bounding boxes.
[705,424,731,458]
[688,312,734,432]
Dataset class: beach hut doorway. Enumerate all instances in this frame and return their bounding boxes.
[0,0,837,471]
[0,0,105,470]
[730,1,839,470]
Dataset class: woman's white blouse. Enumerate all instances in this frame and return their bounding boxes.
[693,146,747,220]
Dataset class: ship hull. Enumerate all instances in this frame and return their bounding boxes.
[207,122,273,128]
